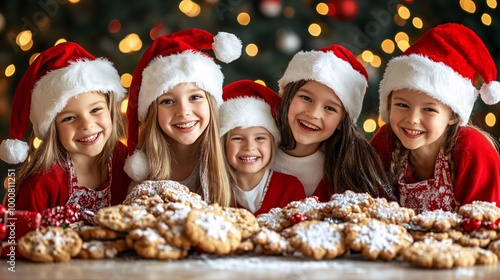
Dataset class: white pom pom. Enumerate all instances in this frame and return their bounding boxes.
[480,81,500,105]
[0,139,29,164]
[212,32,242,63]
[124,150,149,182]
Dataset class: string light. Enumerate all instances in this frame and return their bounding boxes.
[481,13,492,25]
[363,118,377,133]
[308,23,321,36]
[245,43,258,57]
[237,13,251,26]
[120,73,132,88]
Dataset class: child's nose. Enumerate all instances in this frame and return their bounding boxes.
[406,110,420,124]
[79,117,94,130]
[306,105,321,119]
[175,104,192,117]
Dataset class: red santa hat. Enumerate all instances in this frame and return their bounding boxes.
[0,42,126,165]
[379,23,500,126]
[278,44,368,123]
[124,28,242,181]
[220,80,281,142]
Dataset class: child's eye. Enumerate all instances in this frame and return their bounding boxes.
[159,99,173,105]
[325,106,336,112]
[256,136,268,141]
[423,107,437,113]
[190,95,203,101]
[299,95,312,102]
[91,107,103,114]
[231,136,243,141]
[394,103,408,108]
[61,116,75,122]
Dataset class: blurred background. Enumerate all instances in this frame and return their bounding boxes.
[1,0,499,198]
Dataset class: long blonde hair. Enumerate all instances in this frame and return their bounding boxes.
[138,93,232,206]
[16,92,124,196]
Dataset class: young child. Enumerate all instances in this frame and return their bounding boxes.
[370,23,500,213]
[0,42,130,215]
[220,80,306,215]
[274,44,394,202]
[124,28,242,207]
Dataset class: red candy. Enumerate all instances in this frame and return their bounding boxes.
[0,224,6,240]
[290,213,307,225]
[462,218,482,232]
[41,204,82,227]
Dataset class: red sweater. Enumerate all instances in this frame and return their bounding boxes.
[13,141,130,212]
[253,171,306,216]
[370,124,500,206]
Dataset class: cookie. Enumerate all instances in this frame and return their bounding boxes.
[184,207,241,255]
[159,182,207,209]
[324,190,374,219]
[288,220,346,260]
[77,225,125,241]
[123,180,190,205]
[76,239,129,259]
[409,230,450,242]
[345,219,413,261]
[472,246,498,265]
[410,209,462,232]
[256,207,290,232]
[488,239,500,258]
[95,205,156,233]
[448,229,495,248]
[155,203,193,250]
[253,227,293,255]
[18,227,83,262]
[458,201,500,225]
[126,227,188,260]
[401,239,476,268]
[233,238,255,255]
[223,207,260,239]
[368,197,414,224]
[283,196,325,223]
[125,194,165,211]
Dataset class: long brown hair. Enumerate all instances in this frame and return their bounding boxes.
[16,92,123,196]
[277,80,394,199]
[138,92,232,206]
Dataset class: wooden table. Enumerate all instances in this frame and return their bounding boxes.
[5,253,500,280]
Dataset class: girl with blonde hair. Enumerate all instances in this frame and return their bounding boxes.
[125,28,242,207]
[0,42,130,215]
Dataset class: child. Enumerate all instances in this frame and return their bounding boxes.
[124,28,242,207]
[370,23,500,213]
[220,80,306,215]
[274,44,394,202]
[0,42,130,215]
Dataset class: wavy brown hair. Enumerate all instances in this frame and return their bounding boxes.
[277,80,395,199]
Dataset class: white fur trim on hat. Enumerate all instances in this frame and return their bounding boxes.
[212,32,242,63]
[479,81,500,105]
[220,97,280,143]
[379,54,477,126]
[278,50,367,123]
[30,58,126,139]
[0,139,29,164]
[124,149,149,182]
[138,51,224,121]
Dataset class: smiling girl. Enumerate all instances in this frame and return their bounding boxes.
[220,80,305,214]
[370,23,500,213]
[124,28,242,206]
[0,42,130,215]
[273,44,394,202]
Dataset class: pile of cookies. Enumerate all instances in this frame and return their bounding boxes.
[17,181,500,269]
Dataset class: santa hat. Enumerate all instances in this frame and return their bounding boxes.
[278,44,368,123]
[379,23,500,126]
[125,28,242,181]
[220,80,281,143]
[0,42,126,165]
